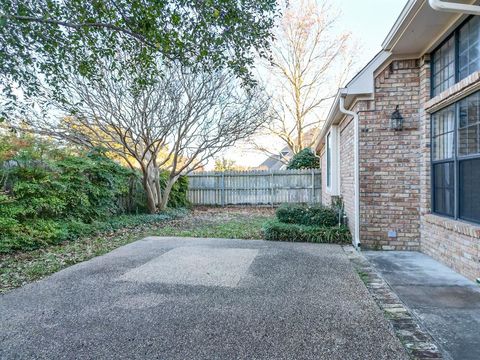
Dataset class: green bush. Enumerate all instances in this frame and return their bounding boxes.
[160,171,189,209]
[263,220,351,244]
[2,149,136,220]
[0,134,189,253]
[287,148,319,170]
[0,208,188,253]
[276,203,338,227]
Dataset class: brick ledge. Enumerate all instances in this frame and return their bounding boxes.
[425,71,480,113]
[423,214,480,239]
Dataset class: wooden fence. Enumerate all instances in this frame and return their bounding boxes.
[187,169,321,206]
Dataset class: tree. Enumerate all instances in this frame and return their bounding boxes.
[287,148,319,170]
[0,0,279,118]
[28,63,270,213]
[214,158,250,172]
[256,0,354,156]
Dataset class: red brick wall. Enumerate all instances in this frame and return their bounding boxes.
[418,57,480,281]
[418,56,432,217]
[318,56,479,281]
[339,117,356,237]
[359,60,421,250]
[421,215,480,281]
[318,115,356,236]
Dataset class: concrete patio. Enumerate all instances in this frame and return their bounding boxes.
[366,251,480,360]
[0,237,407,360]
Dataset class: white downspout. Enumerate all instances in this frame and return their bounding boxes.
[429,0,480,15]
[339,95,361,250]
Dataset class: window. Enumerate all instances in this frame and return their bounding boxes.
[459,16,480,80]
[432,104,455,161]
[431,91,480,224]
[432,16,480,97]
[326,133,331,188]
[432,37,455,96]
[433,162,455,216]
[459,158,480,222]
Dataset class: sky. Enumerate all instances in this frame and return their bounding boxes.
[216,0,409,170]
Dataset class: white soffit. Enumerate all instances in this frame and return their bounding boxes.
[383,0,479,55]
[346,51,392,95]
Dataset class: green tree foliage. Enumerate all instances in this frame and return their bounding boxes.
[213,158,251,172]
[286,148,319,169]
[0,0,279,117]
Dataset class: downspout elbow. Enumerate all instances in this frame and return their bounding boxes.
[339,96,357,118]
[429,0,480,15]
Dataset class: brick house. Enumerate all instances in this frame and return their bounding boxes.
[315,0,480,281]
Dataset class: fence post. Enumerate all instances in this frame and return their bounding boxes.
[221,172,225,207]
[270,171,274,207]
[311,168,315,203]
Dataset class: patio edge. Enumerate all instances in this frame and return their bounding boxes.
[343,246,444,360]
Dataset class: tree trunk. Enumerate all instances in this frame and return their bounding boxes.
[142,167,158,214]
[158,176,177,211]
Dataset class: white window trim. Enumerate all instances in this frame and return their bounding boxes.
[326,126,340,196]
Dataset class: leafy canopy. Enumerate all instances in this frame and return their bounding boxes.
[0,0,279,117]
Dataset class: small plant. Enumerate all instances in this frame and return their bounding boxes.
[330,196,347,226]
[357,270,369,284]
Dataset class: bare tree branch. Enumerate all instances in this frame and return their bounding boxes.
[18,60,270,212]
[255,0,356,156]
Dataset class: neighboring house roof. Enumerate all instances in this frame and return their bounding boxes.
[260,128,318,170]
[257,146,291,170]
[257,156,286,171]
[315,0,480,151]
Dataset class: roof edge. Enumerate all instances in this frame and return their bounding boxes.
[382,0,422,50]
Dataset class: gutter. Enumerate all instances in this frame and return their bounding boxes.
[429,0,480,15]
[314,92,342,153]
[339,95,361,250]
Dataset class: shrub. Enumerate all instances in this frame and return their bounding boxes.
[160,171,189,209]
[0,134,190,253]
[0,208,188,254]
[287,148,319,170]
[276,203,338,227]
[263,220,351,244]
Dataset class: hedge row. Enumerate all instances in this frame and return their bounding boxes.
[0,209,188,254]
[263,220,351,244]
[276,203,338,227]
[0,134,189,253]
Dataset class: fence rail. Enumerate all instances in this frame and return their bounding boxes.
[187,169,321,206]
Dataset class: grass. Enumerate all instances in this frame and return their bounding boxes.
[0,207,274,293]
[154,215,270,239]
[0,210,187,293]
[356,270,370,284]
[151,207,274,240]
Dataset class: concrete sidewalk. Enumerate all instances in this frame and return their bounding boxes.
[1,238,407,360]
[365,251,480,360]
